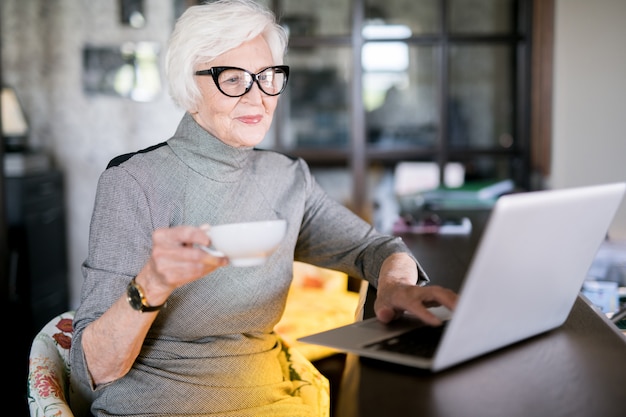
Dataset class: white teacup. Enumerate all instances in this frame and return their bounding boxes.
[200,219,287,267]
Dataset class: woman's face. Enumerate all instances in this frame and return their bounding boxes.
[192,35,280,148]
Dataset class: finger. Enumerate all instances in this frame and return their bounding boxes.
[376,307,399,324]
[154,225,211,250]
[197,248,229,267]
[406,306,445,327]
[413,286,458,309]
[404,287,458,325]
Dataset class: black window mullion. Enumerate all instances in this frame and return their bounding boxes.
[515,0,532,190]
[438,0,450,185]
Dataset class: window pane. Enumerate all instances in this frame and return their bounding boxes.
[364,0,440,35]
[364,44,440,150]
[280,47,351,150]
[448,0,515,34]
[448,45,513,149]
[279,1,351,36]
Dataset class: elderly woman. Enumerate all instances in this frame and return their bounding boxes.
[70,0,457,416]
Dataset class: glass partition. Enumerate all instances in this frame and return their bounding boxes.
[449,0,515,33]
[277,47,352,150]
[364,0,440,35]
[364,44,440,150]
[448,44,513,149]
[262,0,530,214]
[279,1,351,36]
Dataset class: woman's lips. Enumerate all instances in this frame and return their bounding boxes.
[236,115,263,124]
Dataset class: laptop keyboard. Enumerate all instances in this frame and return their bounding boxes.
[364,322,448,358]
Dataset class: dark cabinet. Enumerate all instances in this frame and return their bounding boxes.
[5,169,69,414]
[6,169,69,336]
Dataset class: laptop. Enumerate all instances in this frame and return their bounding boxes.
[299,182,626,372]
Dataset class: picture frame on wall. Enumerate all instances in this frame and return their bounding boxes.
[120,0,146,28]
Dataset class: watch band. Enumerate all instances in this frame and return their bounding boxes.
[127,277,166,312]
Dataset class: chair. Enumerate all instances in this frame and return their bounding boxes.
[27,311,92,417]
[27,311,329,417]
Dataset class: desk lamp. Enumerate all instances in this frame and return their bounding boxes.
[1,86,29,152]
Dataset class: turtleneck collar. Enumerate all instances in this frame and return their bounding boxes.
[167,112,254,182]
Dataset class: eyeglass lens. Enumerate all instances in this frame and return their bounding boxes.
[217,67,287,97]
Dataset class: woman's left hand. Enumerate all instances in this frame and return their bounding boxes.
[374,253,458,326]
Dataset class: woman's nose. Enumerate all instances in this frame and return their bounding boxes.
[241,81,264,103]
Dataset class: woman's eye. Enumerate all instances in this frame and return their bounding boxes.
[223,75,241,85]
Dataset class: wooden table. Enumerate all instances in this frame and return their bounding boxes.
[337,210,626,417]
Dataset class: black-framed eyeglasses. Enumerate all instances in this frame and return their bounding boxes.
[195,65,289,98]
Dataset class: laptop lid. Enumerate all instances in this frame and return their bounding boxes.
[299,183,626,372]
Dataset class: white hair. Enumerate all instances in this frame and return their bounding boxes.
[166,0,288,111]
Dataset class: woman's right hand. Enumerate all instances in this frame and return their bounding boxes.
[139,225,229,306]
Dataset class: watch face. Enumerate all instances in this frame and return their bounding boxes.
[127,280,164,312]
[127,282,145,310]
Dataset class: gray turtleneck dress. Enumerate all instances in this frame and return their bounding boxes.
[70,113,426,416]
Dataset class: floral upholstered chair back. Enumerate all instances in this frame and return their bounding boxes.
[27,311,92,417]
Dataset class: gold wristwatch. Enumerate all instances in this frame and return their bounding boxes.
[126,277,166,312]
